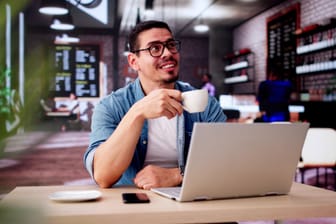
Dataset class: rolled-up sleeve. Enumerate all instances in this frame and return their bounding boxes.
[84,147,96,179]
[83,96,120,181]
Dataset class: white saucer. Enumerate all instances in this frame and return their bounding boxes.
[49,190,102,202]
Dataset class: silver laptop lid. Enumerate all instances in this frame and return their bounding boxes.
[179,122,309,202]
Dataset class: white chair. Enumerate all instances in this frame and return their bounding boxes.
[298,128,336,190]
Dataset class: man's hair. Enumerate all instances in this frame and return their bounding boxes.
[128,20,172,53]
[204,73,212,81]
[268,67,281,80]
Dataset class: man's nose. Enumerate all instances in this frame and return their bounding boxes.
[161,46,172,57]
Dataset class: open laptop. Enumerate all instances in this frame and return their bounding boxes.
[151,122,309,202]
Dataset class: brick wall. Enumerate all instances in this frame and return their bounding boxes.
[233,0,336,92]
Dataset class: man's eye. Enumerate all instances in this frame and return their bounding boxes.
[167,42,176,48]
[150,44,162,52]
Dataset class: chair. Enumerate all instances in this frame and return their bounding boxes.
[298,128,336,190]
[40,99,52,112]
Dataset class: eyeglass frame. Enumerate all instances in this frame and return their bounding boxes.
[131,39,181,57]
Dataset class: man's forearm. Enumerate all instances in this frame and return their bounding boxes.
[93,105,145,188]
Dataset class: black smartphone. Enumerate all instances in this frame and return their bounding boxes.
[122,193,150,203]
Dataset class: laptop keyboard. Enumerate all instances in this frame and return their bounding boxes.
[155,187,181,198]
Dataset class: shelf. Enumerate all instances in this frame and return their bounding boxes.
[224,48,251,59]
[295,20,336,37]
[223,49,254,94]
[296,60,336,74]
[224,75,248,84]
[296,39,336,55]
[224,61,248,71]
[294,19,336,101]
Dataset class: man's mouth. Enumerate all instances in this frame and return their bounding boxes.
[159,59,178,71]
[161,63,175,69]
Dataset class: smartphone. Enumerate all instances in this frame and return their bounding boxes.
[122,193,150,203]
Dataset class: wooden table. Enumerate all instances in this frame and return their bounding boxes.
[1,183,335,224]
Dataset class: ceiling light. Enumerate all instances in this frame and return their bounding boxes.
[144,9,155,19]
[194,17,209,33]
[194,23,209,33]
[55,34,80,44]
[50,15,75,30]
[39,0,69,15]
[144,0,154,18]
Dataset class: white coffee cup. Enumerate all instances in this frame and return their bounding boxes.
[181,89,208,113]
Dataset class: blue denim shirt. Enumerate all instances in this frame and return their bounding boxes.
[84,78,226,186]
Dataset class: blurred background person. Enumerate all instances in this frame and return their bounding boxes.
[201,73,216,97]
[256,69,292,122]
[57,92,79,115]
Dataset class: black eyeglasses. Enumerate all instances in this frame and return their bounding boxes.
[132,40,181,57]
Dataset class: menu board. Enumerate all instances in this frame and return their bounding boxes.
[267,3,300,79]
[54,44,100,97]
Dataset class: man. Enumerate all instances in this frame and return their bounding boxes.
[201,73,216,97]
[84,20,226,190]
[256,69,292,122]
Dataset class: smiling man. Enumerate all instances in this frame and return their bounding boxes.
[84,20,226,189]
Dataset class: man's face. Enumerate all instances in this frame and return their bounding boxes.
[131,28,180,86]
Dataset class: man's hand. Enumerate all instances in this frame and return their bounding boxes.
[135,89,183,120]
[134,165,183,190]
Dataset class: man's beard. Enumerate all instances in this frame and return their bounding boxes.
[158,56,179,84]
[163,73,179,84]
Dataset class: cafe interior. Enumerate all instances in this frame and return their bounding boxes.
[0,0,335,129]
[0,0,336,223]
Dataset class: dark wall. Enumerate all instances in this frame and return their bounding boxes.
[297,102,336,129]
[209,27,234,96]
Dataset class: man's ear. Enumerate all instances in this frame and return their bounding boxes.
[127,53,140,71]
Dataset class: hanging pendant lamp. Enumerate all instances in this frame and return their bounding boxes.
[39,0,69,15]
[55,34,80,44]
[194,18,209,33]
[50,14,75,30]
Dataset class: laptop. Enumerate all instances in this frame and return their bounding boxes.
[151,122,309,202]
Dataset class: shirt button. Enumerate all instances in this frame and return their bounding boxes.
[142,140,147,145]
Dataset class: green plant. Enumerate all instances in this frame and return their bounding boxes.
[0,67,11,115]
